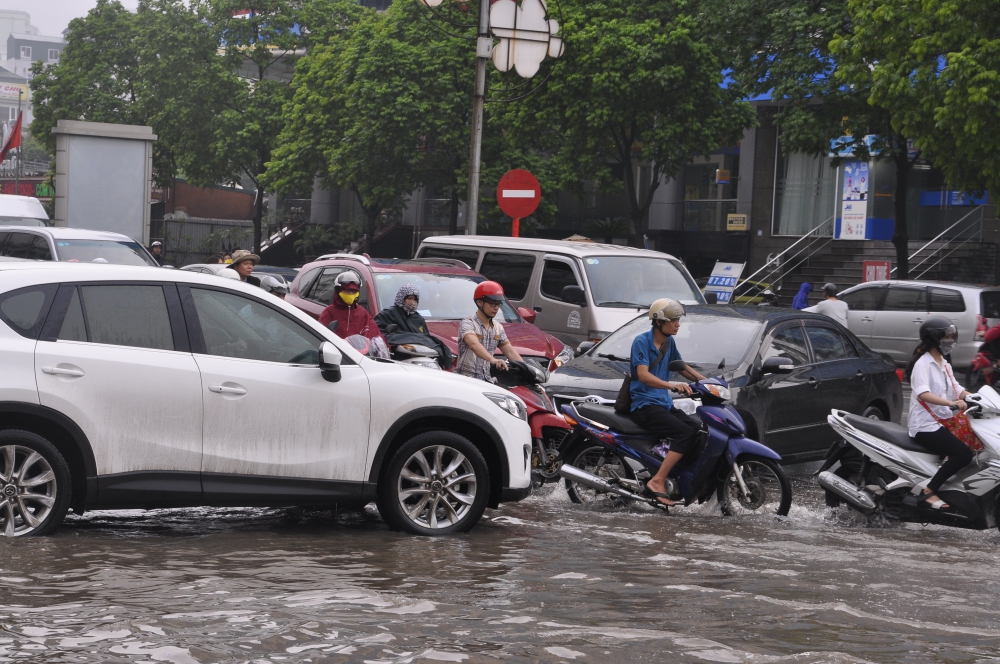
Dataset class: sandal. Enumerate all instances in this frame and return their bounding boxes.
[919,489,949,510]
[645,482,675,506]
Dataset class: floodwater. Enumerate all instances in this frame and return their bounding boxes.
[3,463,1000,664]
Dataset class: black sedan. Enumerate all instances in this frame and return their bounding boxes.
[544,306,903,463]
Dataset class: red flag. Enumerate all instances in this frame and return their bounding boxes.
[0,111,22,164]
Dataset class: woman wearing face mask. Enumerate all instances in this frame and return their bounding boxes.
[374,283,454,369]
[905,316,975,511]
[318,271,384,342]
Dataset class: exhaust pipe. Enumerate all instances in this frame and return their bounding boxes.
[818,471,876,512]
[559,464,639,501]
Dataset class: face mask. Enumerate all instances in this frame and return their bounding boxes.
[939,338,956,354]
[339,290,360,305]
[403,300,419,313]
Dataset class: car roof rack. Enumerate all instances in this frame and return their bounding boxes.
[315,254,371,266]
[405,258,471,269]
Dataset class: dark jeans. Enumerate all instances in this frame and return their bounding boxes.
[914,426,975,493]
[631,405,702,455]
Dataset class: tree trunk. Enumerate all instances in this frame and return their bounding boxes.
[448,188,459,236]
[366,211,379,255]
[892,140,911,280]
[253,188,264,254]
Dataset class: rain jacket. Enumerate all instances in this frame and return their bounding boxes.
[375,306,455,370]
[791,282,812,310]
[319,287,383,341]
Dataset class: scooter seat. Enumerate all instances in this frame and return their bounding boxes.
[843,414,928,452]
[575,403,650,436]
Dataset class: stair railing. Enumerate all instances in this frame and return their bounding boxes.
[890,206,985,280]
[736,215,835,301]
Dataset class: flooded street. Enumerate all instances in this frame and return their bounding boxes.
[3,462,1000,664]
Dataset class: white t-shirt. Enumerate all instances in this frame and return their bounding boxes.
[908,352,965,436]
[804,299,849,327]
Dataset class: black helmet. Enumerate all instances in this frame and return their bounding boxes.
[823,283,838,297]
[919,316,958,354]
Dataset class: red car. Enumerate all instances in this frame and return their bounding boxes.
[286,254,574,371]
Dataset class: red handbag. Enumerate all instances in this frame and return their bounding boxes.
[918,366,983,451]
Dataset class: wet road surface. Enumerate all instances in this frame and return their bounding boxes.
[3,459,1000,664]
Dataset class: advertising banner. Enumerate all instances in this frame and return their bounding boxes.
[862,260,890,282]
[0,83,29,102]
[704,261,745,304]
[838,160,868,239]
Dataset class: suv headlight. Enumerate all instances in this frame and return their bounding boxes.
[553,344,574,368]
[485,393,527,420]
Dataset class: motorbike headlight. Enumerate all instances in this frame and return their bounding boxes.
[485,393,528,421]
[704,384,731,400]
[553,344,575,368]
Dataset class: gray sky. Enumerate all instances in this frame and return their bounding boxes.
[1,0,139,38]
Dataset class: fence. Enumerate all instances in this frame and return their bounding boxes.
[154,217,254,267]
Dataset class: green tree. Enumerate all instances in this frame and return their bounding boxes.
[506,0,754,243]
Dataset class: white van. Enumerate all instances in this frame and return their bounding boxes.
[415,236,706,347]
[0,194,49,227]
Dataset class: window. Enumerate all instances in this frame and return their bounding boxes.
[479,252,535,300]
[982,291,1000,319]
[191,288,321,364]
[761,325,810,366]
[306,267,368,308]
[841,286,885,311]
[28,235,51,260]
[80,285,174,350]
[2,233,37,259]
[930,287,965,313]
[20,46,30,59]
[805,326,858,362]
[0,285,56,339]
[540,260,580,302]
[296,267,322,298]
[418,246,480,267]
[57,288,87,342]
[48,49,59,61]
[881,287,927,312]
[773,152,838,236]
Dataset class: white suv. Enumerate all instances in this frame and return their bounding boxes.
[0,262,531,537]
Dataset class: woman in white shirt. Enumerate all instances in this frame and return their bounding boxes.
[905,317,975,510]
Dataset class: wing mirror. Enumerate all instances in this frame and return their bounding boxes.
[327,320,340,333]
[668,360,688,373]
[561,285,587,307]
[704,291,718,304]
[517,306,536,324]
[762,356,794,374]
[319,341,343,382]
[576,340,596,356]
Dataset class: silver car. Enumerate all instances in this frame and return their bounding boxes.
[839,280,1000,369]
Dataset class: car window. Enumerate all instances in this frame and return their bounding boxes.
[840,286,884,310]
[761,325,810,366]
[929,287,965,313]
[981,291,1000,319]
[79,285,174,350]
[418,246,480,267]
[191,288,321,364]
[28,235,52,260]
[805,325,858,362]
[2,232,37,259]
[373,272,520,322]
[296,267,322,297]
[478,252,536,300]
[307,267,368,308]
[0,285,57,339]
[57,287,88,342]
[0,232,8,250]
[882,287,927,312]
[54,239,156,266]
[540,260,581,302]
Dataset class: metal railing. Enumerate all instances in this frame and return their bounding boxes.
[890,206,985,280]
[736,215,836,300]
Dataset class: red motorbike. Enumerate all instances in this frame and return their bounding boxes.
[967,317,1000,390]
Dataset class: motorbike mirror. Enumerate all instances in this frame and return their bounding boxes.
[517,306,536,324]
[704,291,719,304]
[668,360,687,373]
[319,341,343,382]
[576,340,596,356]
[385,323,399,334]
[561,285,587,307]
[327,320,340,333]
[762,356,794,374]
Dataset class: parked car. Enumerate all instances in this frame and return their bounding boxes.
[838,280,1000,369]
[695,277,778,305]
[0,262,531,537]
[543,306,902,463]
[0,226,159,266]
[286,254,573,370]
[0,194,49,227]
[181,263,295,287]
[415,236,706,347]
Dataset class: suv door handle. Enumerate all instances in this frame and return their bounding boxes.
[534,307,543,312]
[856,370,867,379]
[41,366,85,377]
[861,316,874,322]
[808,376,819,387]
[912,318,924,323]
[209,385,248,395]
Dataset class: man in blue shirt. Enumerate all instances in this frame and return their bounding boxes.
[631,298,705,506]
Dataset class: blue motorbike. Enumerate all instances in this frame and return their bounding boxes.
[557,360,792,516]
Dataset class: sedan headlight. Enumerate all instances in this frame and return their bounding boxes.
[553,344,575,368]
[485,393,528,420]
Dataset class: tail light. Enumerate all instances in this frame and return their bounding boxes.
[976,315,988,341]
[896,369,904,382]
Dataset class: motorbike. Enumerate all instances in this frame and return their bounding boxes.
[382,323,447,370]
[820,388,1000,531]
[490,360,573,488]
[966,323,1000,390]
[556,360,793,516]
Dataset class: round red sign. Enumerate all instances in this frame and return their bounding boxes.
[496,169,541,219]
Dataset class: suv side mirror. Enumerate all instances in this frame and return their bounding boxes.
[576,340,596,356]
[561,285,587,307]
[668,360,688,373]
[319,341,343,382]
[762,356,794,374]
[704,291,718,304]
[327,320,340,333]
[517,306,536,324]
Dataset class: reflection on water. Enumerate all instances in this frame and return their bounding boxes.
[2,466,999,663]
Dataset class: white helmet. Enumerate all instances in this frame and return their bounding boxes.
[217,267,240,280]
[260,275,289,294]
[649,298,685,321]
[334,271,362,288]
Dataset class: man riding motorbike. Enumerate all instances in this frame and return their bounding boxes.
[319,271,384,342]
[457,281,523,382]
[375,283,454,369]
[631,298,706,506]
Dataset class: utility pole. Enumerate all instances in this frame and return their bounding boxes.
[14,89,21,195]
[465,0,491,236]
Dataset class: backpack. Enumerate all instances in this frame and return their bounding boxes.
[614,341,669,414]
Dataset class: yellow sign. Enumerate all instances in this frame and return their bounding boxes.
[726,213,747,232]
[0,83,29,102]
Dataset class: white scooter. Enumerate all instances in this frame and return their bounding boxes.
[820,387,1000,531]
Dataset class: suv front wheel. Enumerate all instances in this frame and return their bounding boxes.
[377,431,490,535]
[0,430,72,537]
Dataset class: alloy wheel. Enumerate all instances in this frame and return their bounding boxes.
[0,445,59,537]
[396,445,477,530]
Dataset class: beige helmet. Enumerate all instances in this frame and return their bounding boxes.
[649,298,685,321]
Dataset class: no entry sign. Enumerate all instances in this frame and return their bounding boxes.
[497,170,540,236]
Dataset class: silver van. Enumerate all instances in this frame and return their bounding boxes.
[839,280,1000,369]
[415,236,706,347]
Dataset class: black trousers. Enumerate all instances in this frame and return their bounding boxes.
[913,426,974,493]
[631,405,702,455]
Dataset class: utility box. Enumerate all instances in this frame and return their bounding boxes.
[52,120,156,244]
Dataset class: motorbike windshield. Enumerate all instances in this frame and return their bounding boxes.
[583,256,705,307]
[593,314,762,373]
[373,272,522,322]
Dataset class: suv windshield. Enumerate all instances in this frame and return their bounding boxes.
[373,272,521,322]
[592,314,762,373]
[54,239,157,266]
[0,217,47,227]
[583,256,704,307]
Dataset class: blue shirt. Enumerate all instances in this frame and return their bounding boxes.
[629,330,681,411]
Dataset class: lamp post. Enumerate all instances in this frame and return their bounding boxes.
[465,0,491,235]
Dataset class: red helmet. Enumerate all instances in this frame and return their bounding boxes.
[474,280,505,303]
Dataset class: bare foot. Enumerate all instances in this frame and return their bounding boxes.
[921,488,949,510]
[645,479,675,506]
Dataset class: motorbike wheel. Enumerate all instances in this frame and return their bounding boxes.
[564,445,635,506]
[718,455,791,517]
